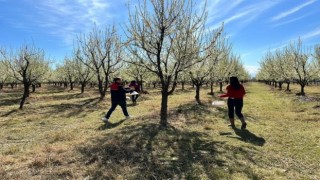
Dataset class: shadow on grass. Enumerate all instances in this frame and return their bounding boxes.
[231,127,265,146]
[38,97,100,118]
[214,106,266,146]
[77,103,264,179]
[1,109,19,117]
[98,119,126,130]
[0,98,21,107]
[78,123,229,179]
[174,103,215,125]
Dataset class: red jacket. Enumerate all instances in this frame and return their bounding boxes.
[220,85,246,99]
[110,82,129,102]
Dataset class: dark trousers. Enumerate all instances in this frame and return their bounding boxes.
[227,98,244,119]
[105,101,129,119]
[131,95,139,103]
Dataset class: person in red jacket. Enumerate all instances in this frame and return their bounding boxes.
[102,77,131,123]
[220,76,247,130]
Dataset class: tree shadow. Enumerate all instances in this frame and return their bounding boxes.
[1,109,19,117]
[78,123,230,179]
[76,102,264,179]
[0,98,21,107]
[38,97,100,118]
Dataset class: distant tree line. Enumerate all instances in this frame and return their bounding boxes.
[256,39,320,96]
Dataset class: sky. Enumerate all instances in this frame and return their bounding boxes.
[1,0,320,76]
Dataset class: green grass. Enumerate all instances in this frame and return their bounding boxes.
[0,83,319,179]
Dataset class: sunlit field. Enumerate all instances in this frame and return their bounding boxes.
[0,83,319,179]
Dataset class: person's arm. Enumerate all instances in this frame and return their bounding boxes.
[219,86,230,98]
[219,92,229,98]
[120,85,131,93]
[241,85,246,96]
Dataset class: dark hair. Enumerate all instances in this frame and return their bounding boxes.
[131,80,136,84]
[113,77,121,82]
[230,76,241,90]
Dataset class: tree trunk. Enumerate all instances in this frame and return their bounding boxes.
[70,82,74,90]
[219,82,223,92]
[98,78,106,100]
[286,82,290,91]
[279,82,283,89]
[181,82,185,90]
[80,83,85,94]
[300,84,305,96]
[19,82,30,109]
[32,84,36,92]
[140,75,144,92]
[160,91,169,127]
[195,84,201,104]
[210,82,214,95]
[0,83,3,90]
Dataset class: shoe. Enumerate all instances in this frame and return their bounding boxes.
[228,124,236,128]
[101,117,109,122]
[126,116,131,119]
[241,123,247,130]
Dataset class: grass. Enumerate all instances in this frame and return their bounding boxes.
[0,83,319,179]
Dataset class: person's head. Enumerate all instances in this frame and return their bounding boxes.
[131,80,136,84]
[230,76,240,89]
[113,77,122,84]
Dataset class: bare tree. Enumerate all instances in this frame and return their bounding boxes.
[187,27,225,104]
[62,57,77,91]
[0,59,9,90]
[313,45,320,81]
[288,39,317,96]
[1,45,49,109]
[77,25,122,100]
[74,49,93,93]
[126,0,215,127]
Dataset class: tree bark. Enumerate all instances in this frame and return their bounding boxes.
[219,82,223,92]
[32,84,36,92]
[279,82,283,89]
[300,84,305,96]
[80,83,85,94]
[19,82,30,109]
[98,77,106,100]
[160,91,169,127]
[286,82,290,91]
[140,75,144,92]
[181,82,185,90]
[195,84,201,104]
[210,82,214,95]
